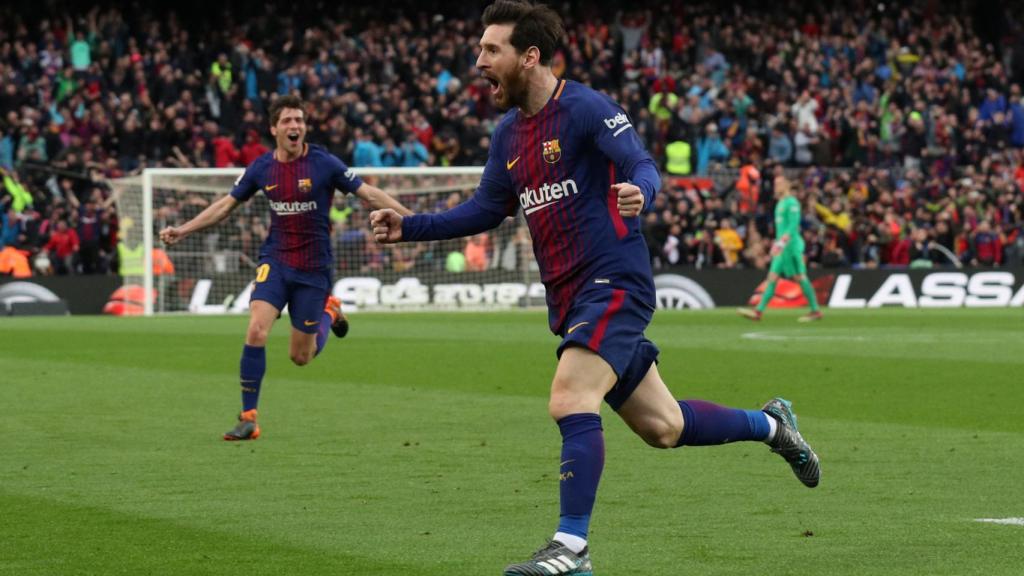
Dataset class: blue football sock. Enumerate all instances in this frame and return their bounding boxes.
[676,399,771,446]
[240,345,266,412]
[314,311,332,356]
[556,413,604,542]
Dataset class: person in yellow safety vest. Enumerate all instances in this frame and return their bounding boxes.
[117,241,145,276]
[115,216,173,277]
[211,53,233,94]
[665,139,692,175]
[117,242,175,276]
[330,204,353,225]
[648,88,679,124]
[117,216,142,276]
[1,168,34,212]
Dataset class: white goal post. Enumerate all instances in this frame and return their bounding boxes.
[110,166,546,316]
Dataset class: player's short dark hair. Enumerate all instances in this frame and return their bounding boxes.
[482,0,565,66]
[269,95,305,126]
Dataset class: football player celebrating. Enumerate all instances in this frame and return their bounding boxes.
[370,1,821,574]
[161,95,411,440]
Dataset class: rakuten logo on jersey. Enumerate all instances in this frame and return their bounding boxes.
[519,179,579,215]
[269,200,318,216]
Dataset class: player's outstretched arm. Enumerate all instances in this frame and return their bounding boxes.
[370,196,507,245]
[160,194,240,245]
[355,183,414,217]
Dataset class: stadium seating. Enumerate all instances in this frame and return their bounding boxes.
[0,0,1021,275]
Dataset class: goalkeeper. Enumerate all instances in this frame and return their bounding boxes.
[738,176,822,322]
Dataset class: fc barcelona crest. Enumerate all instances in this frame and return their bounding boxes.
[298,178,312,193]
[542,139,561,164]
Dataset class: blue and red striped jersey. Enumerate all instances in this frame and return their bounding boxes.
[403,79,661,333]
[231,144,363,271]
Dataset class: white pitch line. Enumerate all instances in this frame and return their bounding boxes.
[740,331,1024,344]
[975,518,1024,526]
[741,332,868,342]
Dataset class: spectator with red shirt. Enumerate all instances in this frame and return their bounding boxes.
[41,219,79,275]
[212,131,241,167]
[239,129,269,166]
[884,231,912,267]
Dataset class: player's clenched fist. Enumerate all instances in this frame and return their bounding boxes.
[160,226,185,245]
[370,209,404,243]
[613,183,644,218]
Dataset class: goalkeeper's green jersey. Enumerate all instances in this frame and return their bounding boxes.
[774,195,804,253]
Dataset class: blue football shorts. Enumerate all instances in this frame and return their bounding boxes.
[249,258,332,334]
[556,288,660,411]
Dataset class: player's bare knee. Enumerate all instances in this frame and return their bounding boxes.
[548,391,576,421]
[245,324,270,346]
[549,383,603,421]
[549,373,578,418]
[648,420,683,449]
[290,351,312,366]
[548,388,591,420]
[635,413,683,449]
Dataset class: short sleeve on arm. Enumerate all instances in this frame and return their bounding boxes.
[229,161,263,202]
[328,154,364,194]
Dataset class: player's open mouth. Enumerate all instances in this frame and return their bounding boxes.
[484,74,501,96]
[287,133,300,143]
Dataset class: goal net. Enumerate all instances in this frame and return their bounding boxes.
[109,167,544,315]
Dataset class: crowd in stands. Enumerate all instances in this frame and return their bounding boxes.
[1,0,1023,279]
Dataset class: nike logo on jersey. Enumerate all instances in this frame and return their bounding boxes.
[506,156,521,170]
[560,459,576,467]
[566,322,589,335]
[303,320,319,326]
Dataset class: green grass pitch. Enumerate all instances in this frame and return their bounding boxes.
[1,308,1021,575]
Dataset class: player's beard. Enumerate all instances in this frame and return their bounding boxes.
[496,67,529,111]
